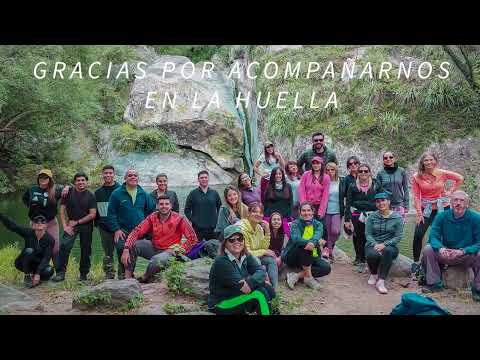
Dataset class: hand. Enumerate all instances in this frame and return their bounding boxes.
[67,220,78,228]
[345,221,353,230]
[121,249,130,266]
[304,242,314,251]
[319,239,327,248]
[114,230,126,244]
[239,280,252,294]
[374,243,385,253]
[439,247,448,257]
[61,186,70,198]
[32,274,40,286]
[264,249,276,257]
[63,224,74,236]
[415,213,424,225]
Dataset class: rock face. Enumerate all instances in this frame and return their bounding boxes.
[124,55,244,172]
[389,255,414,278]
[72,278,143,310]
[0,284,44,313]
[137,304,167,315]
[111,150,235,187]
[183,258,212,300]
[443,266,474,290]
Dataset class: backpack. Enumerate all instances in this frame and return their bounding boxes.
[390,293,451,315]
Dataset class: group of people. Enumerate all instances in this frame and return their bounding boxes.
[1,131,479,315]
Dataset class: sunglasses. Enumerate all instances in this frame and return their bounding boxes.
[227,236,244,244]
[348,161,358,166]
[383,156,394,160]
[127,174,138,178]
[358,170,370,174]
[313,138,324,143]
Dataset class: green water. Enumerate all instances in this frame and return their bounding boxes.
[0,185,227,265]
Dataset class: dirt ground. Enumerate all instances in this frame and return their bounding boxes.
[8,259,480,315]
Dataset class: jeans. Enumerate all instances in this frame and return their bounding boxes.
[421,245,480,290]
[56,225,93,276]
[352,215,366,263]
[125,239,173,278]
[413,208,449,262]
[98,227,120,275]
[365,245,399,280]
[15,248,54,280]
[259,256,279,288]
[285,247,331,278]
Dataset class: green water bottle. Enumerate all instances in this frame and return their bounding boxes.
[312,248,318,257]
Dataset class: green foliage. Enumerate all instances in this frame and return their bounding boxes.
[152,45,223,63]
[163,258,192,296]
[111,123,177,154]
[73,289,112,307]
[461,175,479,209]
[0,244,24,284]
[0,170,14,194]
[163,302,186,315]
[117,293,144,313]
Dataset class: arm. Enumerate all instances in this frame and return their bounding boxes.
[427,213,445,251]
[243,225,270,257]
[253,159,263,177]
[365,216,376,247]
[215,207,229,235]
[124,216,153,249]
[22,189,31,208]
[179,217,198,253]
[216,192,222,213]
[298,173,307,204]
[172,192,180,213]
[73,208,97,226]
[310,221,323,246]
[184,192,193,223]
[402,170,410,209]
[244,255,267,290]
[0,213,29,238]
[318,175,331,218]
[412,175,422,216]
[443,170,464,194]
[384,217,404,247]
[106,194,121,232]
[344,184,353,222]
[276,151,286,170]
[463,213,480,254]
[60,204,68,229]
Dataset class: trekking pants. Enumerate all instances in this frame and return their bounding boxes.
[125,239,173,278]
[212,286,276,315]
[15,248,54,280]
[285,247,331,278]
[365,245,399,280]
[56,225,93,276]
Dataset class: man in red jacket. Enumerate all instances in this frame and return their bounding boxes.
[121,195,198,282]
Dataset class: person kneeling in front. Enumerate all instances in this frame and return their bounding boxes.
[121,195,198,283]
[365,193,403,294]
[420,191,480,301]
[208,224,277,315]
[282,201,331,290]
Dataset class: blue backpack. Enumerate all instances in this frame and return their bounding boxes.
[391,293,451,315]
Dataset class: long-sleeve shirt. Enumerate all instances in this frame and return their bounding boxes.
[428,208,480,254]
[124,211,197,253]
[150,189,180,213]
[344,180,383,222]
[281,218,323,262]
[239,219,271,257]
[208,251,267,309]
[412,169,464,216]
[298,171,331,218]
[263,184,293,218]
[240,186,261,206]
[376,165,409,208]
[365,211,403,248]
[286,177,301,207]
[184,187,222,230]
[0,213,54,275]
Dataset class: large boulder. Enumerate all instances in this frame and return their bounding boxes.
[72,278,143,310]
[389,254,413,278]
[0,284,44,313]
[442,266,474,290]
[183,257,212,300]
[111,150,235,187]
[124,55,244,171]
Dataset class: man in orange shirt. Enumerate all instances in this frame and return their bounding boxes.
[121,195,198,283]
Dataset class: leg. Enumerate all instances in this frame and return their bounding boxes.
[14,248,35,274]
[125,239,159,276]
[46,218,60,266]
[413,210,436,262]
[311,257,331,278]
[351,215,362,263]
[145,251,172,278]
[214,288,273,315]
[470,254,480,292]
[365,246,381,275]
[377,246,399,280]
[56,229,78,274]
[115,235,128,279]
[352,216,366,263]
[329,214,341,250]
[421,245,442,286]
[260,256,279,288]
[99,227,115,278]
[78,227,93,277]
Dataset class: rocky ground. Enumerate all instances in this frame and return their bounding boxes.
[2,253,479,316]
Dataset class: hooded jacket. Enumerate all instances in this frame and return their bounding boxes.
[365,210,403,248]
[376,165,409,208]
[281,217,323,262]
[428,208,480,254]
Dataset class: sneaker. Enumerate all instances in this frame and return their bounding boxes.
[304,276,321,290]
[422,282,445,294]
[471,285,480,302]
[376,280,388,294]
[79,274,88,281]
[52,272,65,282]
[286,272,299,290]
[368,274,378,285]
[357,262,366,273]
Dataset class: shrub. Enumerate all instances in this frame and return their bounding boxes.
[111,123,177,154]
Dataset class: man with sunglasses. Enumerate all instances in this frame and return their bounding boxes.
[0,213,55,288]
[106,169,156,279]
[297,132,338,173]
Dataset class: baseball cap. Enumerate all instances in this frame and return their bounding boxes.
[311,156,323,164]
[374,192,390,200]
[264,141,274,147]
[223,224,242,240]
[38,169,53,178]
[32,215,47,224]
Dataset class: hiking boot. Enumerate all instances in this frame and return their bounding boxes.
[52,272,65,282]
[471,285,480,302]
[23,274,33,288]
[304,276,321,290]
[411,262,420,279]
[376,280,388,294]
[79,273,88,281]
[356,262,366,273]
[422,282,445,294]
[368,274,378,285]
[286,272,299,290]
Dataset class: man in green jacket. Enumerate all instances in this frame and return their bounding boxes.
[421,191,480,302]
[106,169,156,279]
[297,132,338,173]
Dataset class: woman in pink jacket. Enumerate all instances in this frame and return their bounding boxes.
[298,156,331,221]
